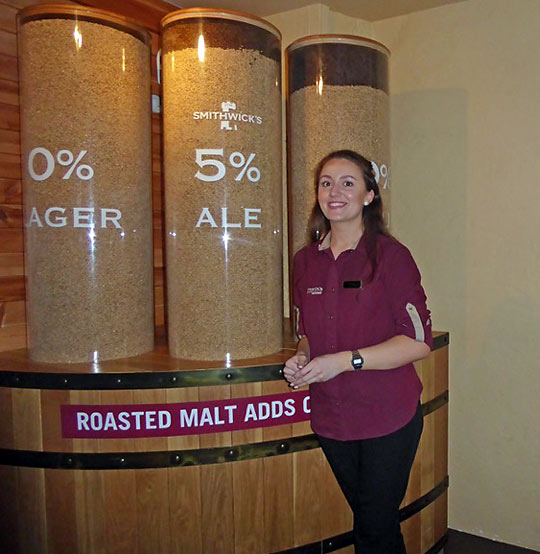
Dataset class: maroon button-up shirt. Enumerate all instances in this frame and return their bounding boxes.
[293,233,432,440]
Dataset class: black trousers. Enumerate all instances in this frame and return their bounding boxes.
[317,403,423,554]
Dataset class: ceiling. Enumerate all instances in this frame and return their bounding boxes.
[165,0,467,20]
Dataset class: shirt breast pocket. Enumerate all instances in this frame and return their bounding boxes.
[351,281,386,318]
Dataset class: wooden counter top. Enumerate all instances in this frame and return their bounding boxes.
[0,320,448,390]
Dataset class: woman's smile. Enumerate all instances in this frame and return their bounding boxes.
[328,201,348,209]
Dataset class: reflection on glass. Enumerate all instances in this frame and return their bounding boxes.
[73,24,82,49]
[198,34,205,62]
[316,74,323,95]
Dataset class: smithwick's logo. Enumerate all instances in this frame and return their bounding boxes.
[307,286,323,295]
[192,101,263,131]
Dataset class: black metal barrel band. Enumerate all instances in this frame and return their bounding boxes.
[0,434,316,470]
[0,333,449,391]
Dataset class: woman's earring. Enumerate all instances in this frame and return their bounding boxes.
[364,201,369,206]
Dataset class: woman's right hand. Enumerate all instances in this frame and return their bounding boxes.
[283,352,309,385]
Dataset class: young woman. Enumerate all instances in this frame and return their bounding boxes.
[284,150,432,554]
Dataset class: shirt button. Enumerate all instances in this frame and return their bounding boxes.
[330,345,335,350]
[331,287,336,292]
[329,314,334,320]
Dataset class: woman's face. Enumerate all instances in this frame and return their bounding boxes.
[317,158,374,226]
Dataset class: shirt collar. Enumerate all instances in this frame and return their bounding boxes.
[317,231,363,252]
[318,231,332,250]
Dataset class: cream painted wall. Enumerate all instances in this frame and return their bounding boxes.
[373,0,540,549]
[268,0,540,550]
[267,3,373,46]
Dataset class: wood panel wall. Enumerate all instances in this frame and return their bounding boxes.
[0,0,171,353]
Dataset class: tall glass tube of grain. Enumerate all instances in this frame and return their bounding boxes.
[162,9,282,361]
[18,6,154,363]
[286,35,391,257]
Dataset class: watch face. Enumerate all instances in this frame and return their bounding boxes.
[351,352,364,369]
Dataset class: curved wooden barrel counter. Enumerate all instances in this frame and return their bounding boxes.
[0,324,449,554]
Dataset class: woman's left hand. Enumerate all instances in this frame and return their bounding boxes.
[288,352,348,388]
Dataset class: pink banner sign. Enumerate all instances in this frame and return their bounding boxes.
[61,390,311,439]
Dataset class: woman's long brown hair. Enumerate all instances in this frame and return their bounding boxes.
[308,150,391,281]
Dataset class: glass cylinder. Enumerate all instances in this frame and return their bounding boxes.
[18,5,154,363]
[162,9,283,361]
[286,35,391,256]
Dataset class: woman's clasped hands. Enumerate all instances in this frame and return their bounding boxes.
[283,352,348,388]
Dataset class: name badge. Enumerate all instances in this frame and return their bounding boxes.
[307,286,323,295]
[343,280,362,289]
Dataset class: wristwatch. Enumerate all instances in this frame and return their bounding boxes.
[351,349,364,370]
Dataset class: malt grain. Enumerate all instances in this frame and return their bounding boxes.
[289,84,390,256]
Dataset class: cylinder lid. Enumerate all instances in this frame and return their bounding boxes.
[287,34,390,57]
[17,3,150,46]
[161,7,281,40]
